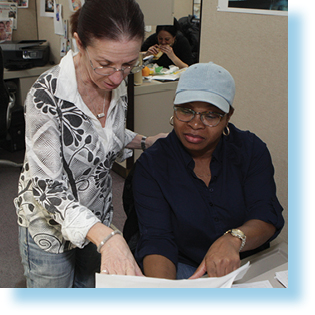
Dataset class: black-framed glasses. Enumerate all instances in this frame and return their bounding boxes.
[86,49,142,77]
[173,105,226,127]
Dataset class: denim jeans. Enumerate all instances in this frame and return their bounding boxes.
[18,226,101,288]
[176,262,197,279]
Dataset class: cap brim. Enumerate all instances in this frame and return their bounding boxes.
[174,90,230,113]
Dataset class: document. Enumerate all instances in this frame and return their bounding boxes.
[95,261,250,288]
[232,280,273,288]
[275,269,288,288]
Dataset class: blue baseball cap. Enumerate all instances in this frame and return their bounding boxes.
[174,62,235,113]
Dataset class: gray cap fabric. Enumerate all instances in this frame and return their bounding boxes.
[174,62,235,113]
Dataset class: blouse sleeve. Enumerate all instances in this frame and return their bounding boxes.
[175,35,194,66]
[133,158,179,268]
[141,34,158,52]
[116,129,137,162]
[242,137,285,240]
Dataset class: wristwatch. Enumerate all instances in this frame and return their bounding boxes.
[141,136,147,151]
[224,229,246,251]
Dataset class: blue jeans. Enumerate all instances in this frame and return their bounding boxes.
[176,262,197,279]
[18,226,101,288]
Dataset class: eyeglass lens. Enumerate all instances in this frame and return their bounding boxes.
[174,107,223,127]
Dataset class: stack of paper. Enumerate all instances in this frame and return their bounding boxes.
[95,262,250,288]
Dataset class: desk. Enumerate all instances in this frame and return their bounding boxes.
[113,78,178,177]
[133,79,177,160]
[235,242,288,288]
[4,65,51,108]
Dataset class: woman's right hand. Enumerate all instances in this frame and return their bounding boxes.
[99,233,143,276]
[146,44,160,56]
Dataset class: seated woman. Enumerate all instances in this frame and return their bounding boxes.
[132,62,285,280]
[141,20,193,69]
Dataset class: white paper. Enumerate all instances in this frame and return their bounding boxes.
[145,68,186,81]
[54,1,64,35]
[96,261,250,288]
[0,2,17,30]
[275,269,288,288]
[232,280,273,288]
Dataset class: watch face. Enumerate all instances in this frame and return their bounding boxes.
[232,229,245,239]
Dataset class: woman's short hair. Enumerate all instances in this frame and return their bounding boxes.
[70,0,145,48]
[155,18,181,38]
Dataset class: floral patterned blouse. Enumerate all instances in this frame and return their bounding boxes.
[14,50,137,253]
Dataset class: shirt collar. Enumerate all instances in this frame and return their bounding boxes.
[169,129,225,169]
[54,50,127,119]
[55,50,78,104]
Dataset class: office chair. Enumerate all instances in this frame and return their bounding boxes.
[0,46,23,167]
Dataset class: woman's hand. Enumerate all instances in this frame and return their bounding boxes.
[189,220,277,279]
[99,233,143,276]
[159,45,175,59]
[87,222,143,276]
[189,233,241,279]
[146,44,161,56]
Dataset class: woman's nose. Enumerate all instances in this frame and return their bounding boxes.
[108,70,124,84]
[188,113,205,128]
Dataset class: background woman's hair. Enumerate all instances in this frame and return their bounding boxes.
[70,0,145,48]
[155,18,181,38]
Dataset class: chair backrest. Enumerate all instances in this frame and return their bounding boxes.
[0,46,9,138]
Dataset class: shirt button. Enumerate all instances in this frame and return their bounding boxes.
[209,188,214,192]
[209,202,213,206]
[214,217,220,222]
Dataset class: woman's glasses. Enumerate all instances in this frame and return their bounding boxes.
[174,105,226,127]
[86,49,142,77]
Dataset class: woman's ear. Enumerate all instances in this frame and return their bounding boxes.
[227,107,234,121]
[73,32,84,52]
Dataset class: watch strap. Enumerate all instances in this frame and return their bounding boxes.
[141,136,147,151]
[224,229,246,252]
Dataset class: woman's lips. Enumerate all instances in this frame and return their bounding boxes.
[103,81,118,90]
[184,133,204,144]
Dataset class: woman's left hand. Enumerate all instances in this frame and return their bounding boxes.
[189,233,241,278]
[159,45,175,59]
[100,233,143,276]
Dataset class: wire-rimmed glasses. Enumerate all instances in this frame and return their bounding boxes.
[173,105,226,127]
[86,49,142,77]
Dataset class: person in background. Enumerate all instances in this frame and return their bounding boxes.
[15,0,166,288]
[142,19,193,69]
[133,62,284,279]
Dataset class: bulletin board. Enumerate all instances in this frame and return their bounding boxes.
[217,0,288,16]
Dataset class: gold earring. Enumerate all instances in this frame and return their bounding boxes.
[223,125,230,136]
[169,115,174,126]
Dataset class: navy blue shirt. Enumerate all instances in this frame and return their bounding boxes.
[133,124,284,268]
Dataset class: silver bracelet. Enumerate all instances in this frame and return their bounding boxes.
[97,230,122,253]
[141,136,147,151]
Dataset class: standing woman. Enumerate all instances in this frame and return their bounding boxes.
[15,0,165,288]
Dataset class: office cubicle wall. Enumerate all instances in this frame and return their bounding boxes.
[200,1,288,243]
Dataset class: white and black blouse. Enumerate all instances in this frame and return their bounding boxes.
[14,51,137,253]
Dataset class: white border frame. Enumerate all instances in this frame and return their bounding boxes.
[40,0,55,17]
[217,0,288,16]
[18,0,28,8]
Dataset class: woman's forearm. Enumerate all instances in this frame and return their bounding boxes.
[237,219,276,252]
[125,133,168,150]
[143,254,176,279]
